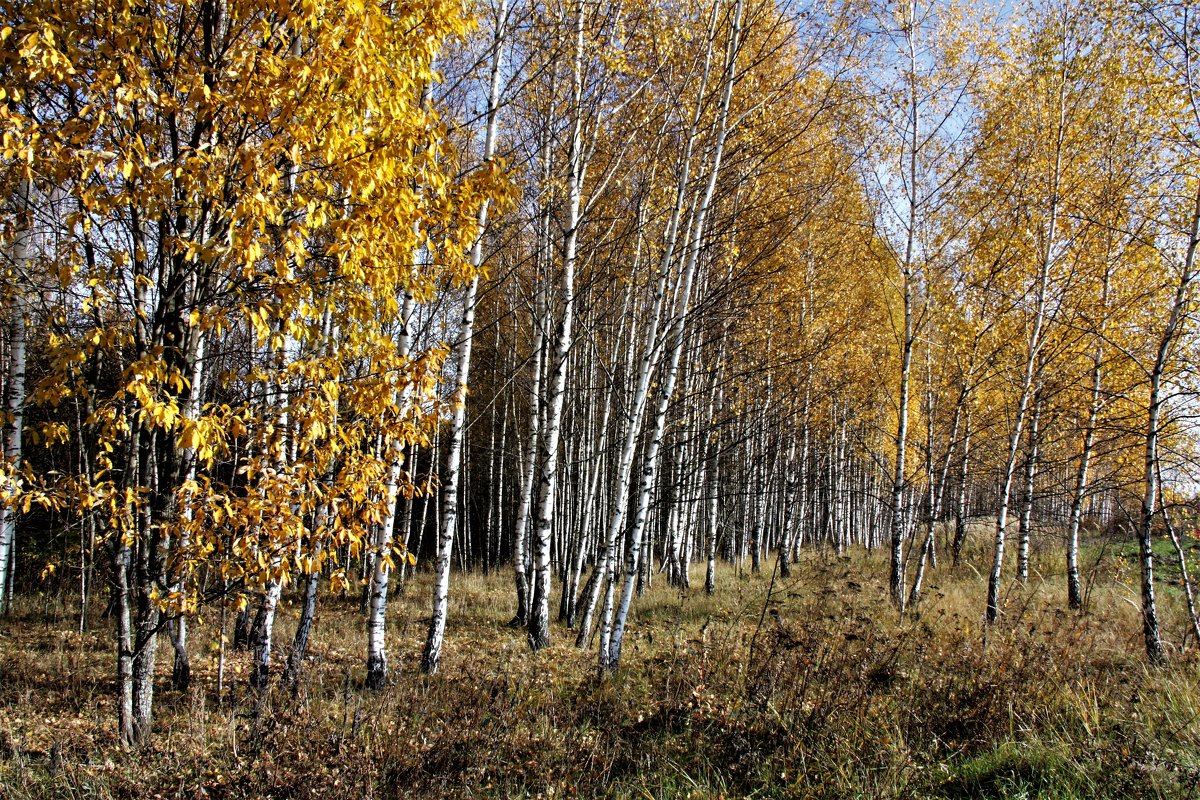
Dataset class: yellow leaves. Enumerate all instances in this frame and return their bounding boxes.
[17,29,39,55]
[321,380,339,404]
[31,421,70,447]
[129,382,179,430]
[247,304,272,341]
[329,570,350,595]
[178,421,201,452]
[296,551,322,575]
[241,240,264,268]
[3,0,502,631]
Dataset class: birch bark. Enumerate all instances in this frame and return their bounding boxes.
[0,178,30,612]
[606,0,743,670]
[420,0,509,673]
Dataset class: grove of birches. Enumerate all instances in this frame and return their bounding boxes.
[3,0,1200,796]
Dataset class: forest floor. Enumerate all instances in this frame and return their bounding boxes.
[2,538,1200,799]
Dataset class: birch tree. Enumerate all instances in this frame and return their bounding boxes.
[0,178,30,612]
[419,0,511,677]
[1,0,500,742]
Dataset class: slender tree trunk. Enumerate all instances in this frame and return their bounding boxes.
[421,306,479,673]
[113,533,135,746]
[528,0,585,653]
[566,322,622,627]
[889,3,922,614]
[249,564,284,689]
[987,64,1065,626]
[704,385,723,595]
[1016,392,1041,583]
[284,570,319,688]
[1067,266,1110,609]
[249,336,294,690]
[1140,372,1167,664]
[1136,184,1200,662]
[510,148,552,629]
[366,291,416,688]
[952,405,972,565]
[420,3,507,672]
[0,178,30,612]
[169,328,206,691]
[132,434,162,741]
[576,34,714,649]
[607,0,742,670]
[910,374,967,607]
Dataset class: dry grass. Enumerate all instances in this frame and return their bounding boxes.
[2,543,1200,798]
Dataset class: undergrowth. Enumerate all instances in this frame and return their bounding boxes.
[2,548,1199,798]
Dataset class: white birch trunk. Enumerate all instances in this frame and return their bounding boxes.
[365,291,416,688]
[1067,265,1110,609]
[170,330,205,690]
[0,178,30,612]
[511,141,553,627]
[1136,184,1200,662]
[606,0,742,670]
[574,12,721,648]
[890,2,921,613]
[1016,393,1041,583]
[420,0,508,673]
[527,0,585,652]
[986,58,1067,626]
